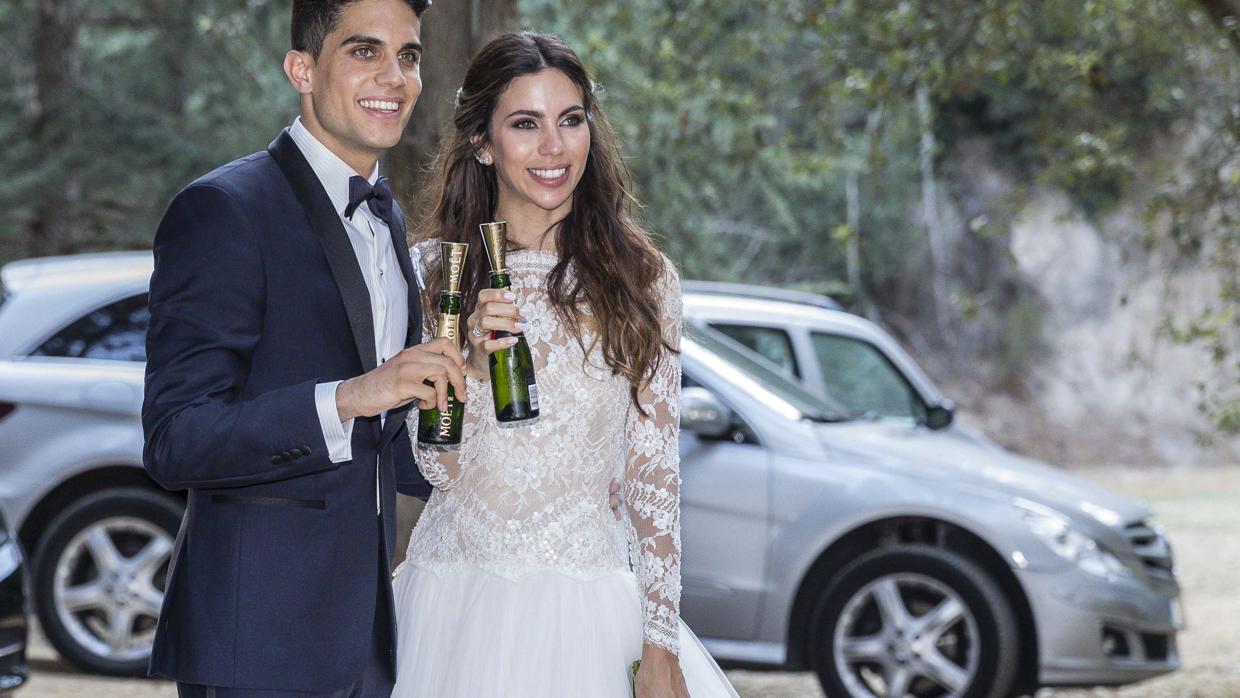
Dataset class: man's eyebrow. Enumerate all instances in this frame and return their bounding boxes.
[338,35,422,53]
[339,34,384,47]
[504,105,585,119]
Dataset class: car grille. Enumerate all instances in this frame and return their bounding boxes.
[1124,520,1177,589]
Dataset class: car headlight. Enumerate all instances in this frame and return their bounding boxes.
[1016,500,1130,579]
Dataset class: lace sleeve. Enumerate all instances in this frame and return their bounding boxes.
[624,262,683,654]
[406,241,493,490]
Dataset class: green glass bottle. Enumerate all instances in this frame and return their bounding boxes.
[479,221,540,423]
[417,242,470,445]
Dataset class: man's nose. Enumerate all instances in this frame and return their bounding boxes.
[377,56,407,88]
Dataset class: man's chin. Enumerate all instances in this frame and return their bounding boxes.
[365,133,404,151]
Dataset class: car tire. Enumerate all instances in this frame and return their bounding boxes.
[809,544,1018,698]
[32,488,183,676]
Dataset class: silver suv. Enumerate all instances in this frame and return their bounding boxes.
[679,282,1182,695]
[0,253,1181,697]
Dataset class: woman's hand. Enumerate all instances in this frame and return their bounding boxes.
[634,643,690,698]
[463,288,525,380]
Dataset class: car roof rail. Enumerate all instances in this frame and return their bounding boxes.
[682,280,843,311]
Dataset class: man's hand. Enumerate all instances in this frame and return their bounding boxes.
[335,337,466,422]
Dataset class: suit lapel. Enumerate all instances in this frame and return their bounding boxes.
[268,130,378,373]
[387,204,423,349]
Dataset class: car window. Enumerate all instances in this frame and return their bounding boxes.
[686,321,852,422]
[810,332,925,422]
[30,294,150,362]
[710,324,799,378]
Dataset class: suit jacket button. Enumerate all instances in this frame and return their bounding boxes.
[300,446,312,456]
[271,455,282,464]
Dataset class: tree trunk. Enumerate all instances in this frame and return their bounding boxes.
[844,109,882,319]
[391,0,518,567]
[386,0,519,225]
[159,0,196,119]
[916,82,950,341]
[29,0,83,256]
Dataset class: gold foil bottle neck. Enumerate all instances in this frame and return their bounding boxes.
[440,241,469,294]
[479,221,508,272]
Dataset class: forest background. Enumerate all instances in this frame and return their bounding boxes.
[2,0,1239,467]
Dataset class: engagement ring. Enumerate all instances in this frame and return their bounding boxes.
[471,323,487,338]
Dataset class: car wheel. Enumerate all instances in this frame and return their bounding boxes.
[810,544,1018,698]
[33,488,182,676]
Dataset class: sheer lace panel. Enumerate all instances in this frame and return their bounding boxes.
[404,242,683,654]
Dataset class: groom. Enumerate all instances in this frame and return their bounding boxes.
[141,0,461,695]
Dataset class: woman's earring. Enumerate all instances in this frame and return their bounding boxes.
[475,153,492,166]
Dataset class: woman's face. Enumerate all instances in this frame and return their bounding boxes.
[482,68,591,220]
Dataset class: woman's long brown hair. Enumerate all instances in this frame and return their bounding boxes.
[414,31,675,409]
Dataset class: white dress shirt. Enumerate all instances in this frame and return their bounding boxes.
[289,119,409,490]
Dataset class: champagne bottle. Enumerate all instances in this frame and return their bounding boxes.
[417,242,470,445]
[479,221,540,423]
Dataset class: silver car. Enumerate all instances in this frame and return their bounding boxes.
[678,285,1182,695]
[0,252,178,676]
[0,253,1181,697]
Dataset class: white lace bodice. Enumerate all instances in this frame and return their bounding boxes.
[401,244,684,654]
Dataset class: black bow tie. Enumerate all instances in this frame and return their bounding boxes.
[344,175,398,231]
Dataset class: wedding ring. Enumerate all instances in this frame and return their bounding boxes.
[470,322,487,338]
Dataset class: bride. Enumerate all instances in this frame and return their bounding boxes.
[392,31,739,698]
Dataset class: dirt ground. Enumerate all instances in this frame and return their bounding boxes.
[15,466,1239,698]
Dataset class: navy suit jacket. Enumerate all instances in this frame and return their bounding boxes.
[141,130,429,691]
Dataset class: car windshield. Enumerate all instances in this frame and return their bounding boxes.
[684,320,854,422]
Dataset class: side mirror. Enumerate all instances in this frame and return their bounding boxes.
[925,399,955,430]
[681,386,733,440]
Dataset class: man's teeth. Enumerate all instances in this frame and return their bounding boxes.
[360,99,399,111]
[531,167,567,180]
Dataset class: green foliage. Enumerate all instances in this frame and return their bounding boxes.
[1,0,1237,433]
[0,0,295,263]
[523,0,1240,432]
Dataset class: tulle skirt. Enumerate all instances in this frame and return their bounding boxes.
[391,562,739,697]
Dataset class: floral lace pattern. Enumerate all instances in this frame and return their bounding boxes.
[402,242,684,654]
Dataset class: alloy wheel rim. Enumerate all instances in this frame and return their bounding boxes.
[53,516,172,663]
[832,572,980,698]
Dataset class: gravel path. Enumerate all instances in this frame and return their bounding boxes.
[16,467,1238,697]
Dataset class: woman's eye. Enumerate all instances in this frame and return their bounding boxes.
[562,114,584,127]
[513,119,537,129]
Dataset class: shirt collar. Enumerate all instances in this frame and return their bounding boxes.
[288,117,381,218]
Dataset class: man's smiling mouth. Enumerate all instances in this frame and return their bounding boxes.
[359,99,401,115]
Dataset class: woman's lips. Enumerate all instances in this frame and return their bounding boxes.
[528,166,570,187]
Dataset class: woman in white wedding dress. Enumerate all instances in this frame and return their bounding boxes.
[391,32,739,698]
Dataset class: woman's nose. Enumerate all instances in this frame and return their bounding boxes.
[539,128,565,156]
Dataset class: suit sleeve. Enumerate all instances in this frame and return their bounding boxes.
[394,418,432,500]
[142,183,341,490]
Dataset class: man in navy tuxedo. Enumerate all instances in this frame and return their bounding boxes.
[141,1,463,695]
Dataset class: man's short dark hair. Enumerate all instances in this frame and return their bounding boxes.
[292,0,430,58]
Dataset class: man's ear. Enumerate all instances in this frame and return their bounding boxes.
[283,50,315,95]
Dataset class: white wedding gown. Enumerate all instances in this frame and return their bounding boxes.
[391,245,738,697]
